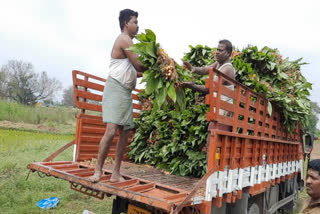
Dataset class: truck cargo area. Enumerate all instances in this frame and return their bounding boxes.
[28,160,202,212]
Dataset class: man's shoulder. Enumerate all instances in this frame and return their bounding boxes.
[220,63,235,73]
[114,34,133,49]
[302,206,320,214]
[224,62,235,68]
[116,33,132,43]
[301,198,320,214]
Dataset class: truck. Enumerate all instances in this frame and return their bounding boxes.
[28,69,314,214]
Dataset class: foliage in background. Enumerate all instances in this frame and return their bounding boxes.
[233,46,312,132]
[0,60,61,105]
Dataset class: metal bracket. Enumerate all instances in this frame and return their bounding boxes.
[70,182,104,200]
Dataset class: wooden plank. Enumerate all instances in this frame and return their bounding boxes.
[133,112,140,118]
[212,130,300,145]
[164,193,187,200]
[127,183,155,192]
[133,103,142,110]
[219,84,236,99]
[81,126,106,135]
[77,101,102,112]
[52,164,79,170]
[66,168,94,174]
[208,69,214,120]
[243,90,251,135]
[75,79,104,92]
[219,135,229,171]
[215,74,223,121]
[132,94,139,101]
[72,169,95,177]
[81,118,105,126]
[207,133,218,171]
[232,86,242,132]
[43,140,75,162]
[73,70,106,82]
[111,179,139,188]
[75,90,102,102]
[77,114,103,120]
[41,161,73,166]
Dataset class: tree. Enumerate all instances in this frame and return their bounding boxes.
[62,86,75,107]
[0,60,61,105]
[0,69,8,99]
[305,101,320,134]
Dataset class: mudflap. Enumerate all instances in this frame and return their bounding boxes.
[112,196,128,214]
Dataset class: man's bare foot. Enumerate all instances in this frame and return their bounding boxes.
[88,171,102,183]
[110,173,125,183]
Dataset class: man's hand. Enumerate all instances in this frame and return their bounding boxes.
[180,81,209,94]
[183,61,195,82]
[183,61,193,71]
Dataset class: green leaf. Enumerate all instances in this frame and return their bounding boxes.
[175,87,186,111]
[157,86,168,106]
[145,29,156,42]
[278,72,289,80]
[267,101,272,116]
[167,83,176,103]
[126,45,142,55]
[136,33,147,42]
[145,76,159,95]
[145,42,157,58]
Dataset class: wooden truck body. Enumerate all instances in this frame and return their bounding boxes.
[28,69,313,214]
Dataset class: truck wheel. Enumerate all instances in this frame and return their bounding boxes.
[248,202,260,214]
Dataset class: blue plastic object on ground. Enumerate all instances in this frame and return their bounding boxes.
[36,197,60,209]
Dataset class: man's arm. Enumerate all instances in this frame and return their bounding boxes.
[183,61,217,76]
[180,82,209,94]
[121,36,146,73]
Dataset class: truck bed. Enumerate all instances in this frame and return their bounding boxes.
[28,160,203,212]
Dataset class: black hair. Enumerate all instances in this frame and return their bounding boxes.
[119,9,138,31]
[308,159,320,175]
[219,39,233,55]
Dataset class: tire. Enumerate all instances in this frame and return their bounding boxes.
[248,202,260,214]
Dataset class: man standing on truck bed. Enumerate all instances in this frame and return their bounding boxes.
[181,39,235,131]
[89,9,146,183]
[300,159,320,214]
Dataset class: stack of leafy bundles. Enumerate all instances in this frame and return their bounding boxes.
[128,30,312,177]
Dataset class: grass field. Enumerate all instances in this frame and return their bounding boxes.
[0,100,80,134]
[0,129,113,214]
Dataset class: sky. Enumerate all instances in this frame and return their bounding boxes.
[0,0,319,124]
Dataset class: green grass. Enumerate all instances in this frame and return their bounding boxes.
[0,100,80,134]
[0,129,113,214]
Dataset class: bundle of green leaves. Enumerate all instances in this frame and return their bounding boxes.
[129,30,312,177]
[127,29,186,113]
[128,30,209,177]
[232,46,311,131]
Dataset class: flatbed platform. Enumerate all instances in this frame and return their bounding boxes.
[28,160,203,212]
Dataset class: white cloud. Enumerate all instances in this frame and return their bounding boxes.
[0,0,319,106]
